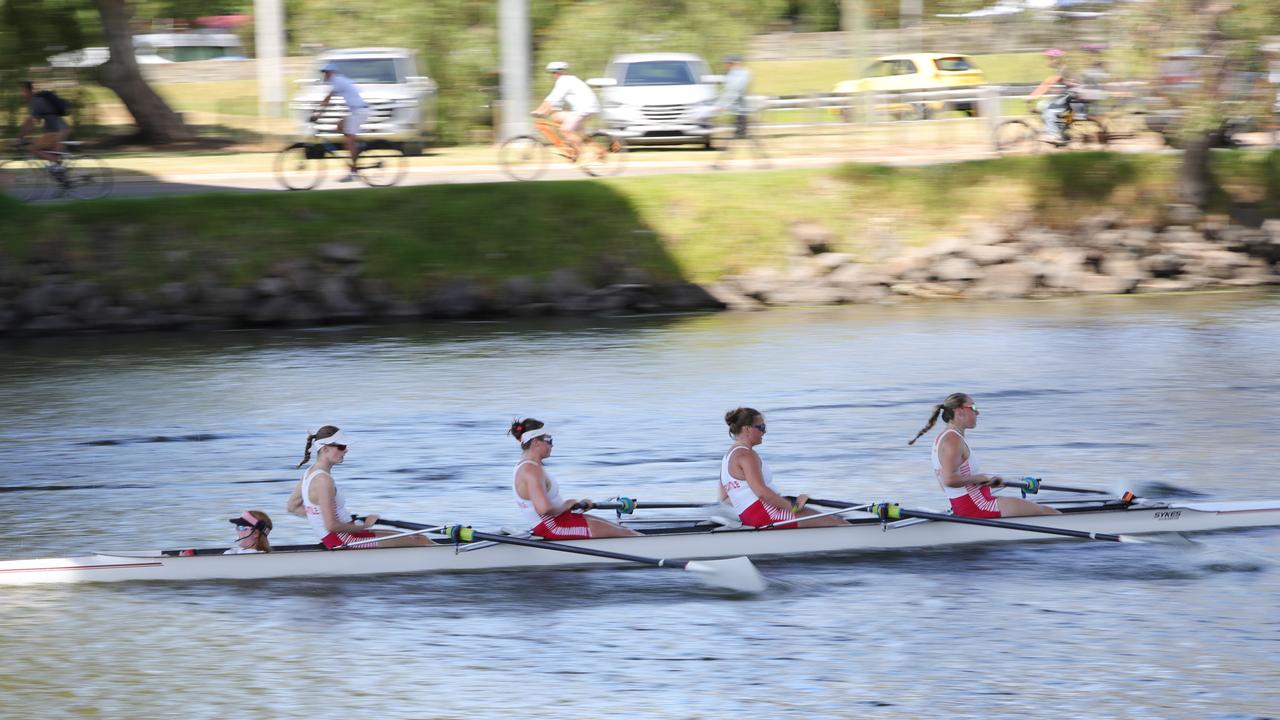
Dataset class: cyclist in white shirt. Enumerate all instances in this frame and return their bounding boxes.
[533,61,599,159]
[312,63,369,182]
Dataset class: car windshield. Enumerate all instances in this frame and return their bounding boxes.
[621,61,697,86]
[934,57,975,72]
[327,59,400,84]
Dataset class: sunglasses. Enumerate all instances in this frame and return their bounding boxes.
[538,436,554,446]
[328,444,348,452]
[235,523,257,533]
[960,405,978,413]
[752,423,767,433]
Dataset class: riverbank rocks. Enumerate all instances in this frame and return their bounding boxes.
[702,212,1280,309]
[3,211,1280,337]
[0,249,727,335]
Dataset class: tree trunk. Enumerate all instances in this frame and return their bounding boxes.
[1178,131,1214,209]
[91,0,194,143]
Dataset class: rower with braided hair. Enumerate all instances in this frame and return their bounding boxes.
[910,394,1060,518]
[285,425,433,549]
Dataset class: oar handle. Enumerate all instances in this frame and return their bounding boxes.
[1000,478,1130,499]
[439,525,694,569]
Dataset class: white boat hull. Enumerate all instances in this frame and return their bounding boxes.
[2,500,1277,586]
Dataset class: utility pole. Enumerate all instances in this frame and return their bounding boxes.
[254,0,285,122]
[498,0,532,141]
[901,0,922,53]
[843,0,871,124]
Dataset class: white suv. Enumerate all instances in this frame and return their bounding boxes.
[591,53,720,148]
[291,48,437,155]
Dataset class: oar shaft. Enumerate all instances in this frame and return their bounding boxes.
[578,501,711,511]
[380,519,690,570]
[879,505,1128,543]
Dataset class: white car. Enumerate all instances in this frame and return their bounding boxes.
[591,53,721,148]
[291,48,438,155]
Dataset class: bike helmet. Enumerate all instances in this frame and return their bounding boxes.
[320,62,337,73]
[545,61,570,73]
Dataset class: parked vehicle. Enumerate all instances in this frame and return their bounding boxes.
[833,53,986,119]
[592,53,721,148]
[290,48,438,155]
[48,31,244,67]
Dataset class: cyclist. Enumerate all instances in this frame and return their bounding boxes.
[16,81,70,177]
[1028,48,1083,145]
[311,63,368,182]
[532,61,598,160]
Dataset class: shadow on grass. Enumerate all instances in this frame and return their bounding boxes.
[0,178,686,297]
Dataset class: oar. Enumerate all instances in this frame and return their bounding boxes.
[1002,477,1129,498]
[375,518,767,593]
[865,503,1191,545]
[575,498,726,517]
[332,524,448,549]
[757,501,873,529]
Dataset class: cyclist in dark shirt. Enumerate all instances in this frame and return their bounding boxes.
[17,81,70,169]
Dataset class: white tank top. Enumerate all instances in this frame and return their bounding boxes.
[932,427,981,499]
[719,445,781,516]
[513,460,565,527]
[301,465,350,540]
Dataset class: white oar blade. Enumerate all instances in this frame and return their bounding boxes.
[1119,532,1197,546]
[684,556,768,593]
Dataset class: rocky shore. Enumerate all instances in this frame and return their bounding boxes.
[3,205,1279,336]
[708,207,1280,309]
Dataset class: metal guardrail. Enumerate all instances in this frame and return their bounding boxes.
[748,82,1154,151]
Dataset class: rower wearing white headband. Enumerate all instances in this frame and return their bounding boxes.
[509,417,639,540]
[285,425,434,549]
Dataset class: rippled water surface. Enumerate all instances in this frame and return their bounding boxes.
[3,292,1279,719]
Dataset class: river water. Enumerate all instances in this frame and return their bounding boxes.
[2,292,1278,719]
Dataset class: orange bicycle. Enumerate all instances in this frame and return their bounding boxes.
[498,117,627,181]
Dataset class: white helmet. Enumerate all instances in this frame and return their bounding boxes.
[545,61,569,73]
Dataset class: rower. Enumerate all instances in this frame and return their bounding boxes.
[285,425,433,549]
[908,393,1061,518]
[719,407,847,528]
[510,418,640,539]
[225,510,273,554]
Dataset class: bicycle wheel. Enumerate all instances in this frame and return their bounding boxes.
[357,145,408,187]
[1066,119,1108,149]
[579,132,627,177]
[498,135,549,181]
[62,154,112,200]
[993,120,1040,156]
[0,158,47,201]
[274,143,326,190]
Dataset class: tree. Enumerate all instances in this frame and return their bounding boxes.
[91,0,193,142]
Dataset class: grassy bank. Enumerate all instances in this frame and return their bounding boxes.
[4,152,1279,293]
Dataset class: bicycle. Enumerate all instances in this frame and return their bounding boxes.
[994,99,1108,155]
[707,111,770,171]
[274,128,408,190]
[1,140,112,201]
[497,117,626,181]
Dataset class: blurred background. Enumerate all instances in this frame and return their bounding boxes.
[3,0,1278,152]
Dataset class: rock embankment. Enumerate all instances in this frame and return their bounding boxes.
[0,243,723,335]
[708,210,1280,309]
[3,206,1280,336]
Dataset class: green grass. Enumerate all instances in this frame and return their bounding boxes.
[4,152,1276,294]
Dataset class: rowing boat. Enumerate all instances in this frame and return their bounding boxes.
[3,497,1277,585]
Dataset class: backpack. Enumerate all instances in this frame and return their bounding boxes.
[35,90,71,116]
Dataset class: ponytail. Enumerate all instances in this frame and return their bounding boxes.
[908,393,969,445]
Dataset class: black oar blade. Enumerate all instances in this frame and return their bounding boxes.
[683,556,768,593]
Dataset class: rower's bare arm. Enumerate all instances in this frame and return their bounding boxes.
[518,468,563,516]
[937,436,1000,487]
[736,451,791,510]
[286,481,306,517]
[312,474,368,533]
